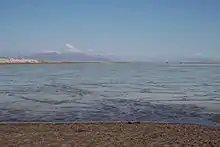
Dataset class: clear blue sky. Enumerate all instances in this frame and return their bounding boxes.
[0,0,220,60]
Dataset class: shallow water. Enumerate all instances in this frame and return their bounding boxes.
[0,63,220,125]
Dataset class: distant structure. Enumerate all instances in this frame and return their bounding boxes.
[0,57,41,64]
[0,57,9,64]
[8,58,40,64]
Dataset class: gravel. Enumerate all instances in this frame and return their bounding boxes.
[0,122,220,147]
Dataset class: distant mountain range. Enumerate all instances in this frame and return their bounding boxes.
[26,51,120,61]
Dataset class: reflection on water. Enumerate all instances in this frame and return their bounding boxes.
[0,63,220,125]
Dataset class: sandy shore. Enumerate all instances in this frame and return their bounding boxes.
[0,122,220,147]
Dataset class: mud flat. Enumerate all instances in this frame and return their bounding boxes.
[0,122,220,147]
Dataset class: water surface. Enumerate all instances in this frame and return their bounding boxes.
[0,63,220,125]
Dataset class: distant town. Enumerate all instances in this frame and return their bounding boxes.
[0,57,42,64]
[0,57,108,64]
[0,57,76,64]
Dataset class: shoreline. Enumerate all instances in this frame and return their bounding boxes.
[0,61,129,65]
[0,121,219,126]
[1,61,220,65]
[0,61,105,64]
[1,122,220,146]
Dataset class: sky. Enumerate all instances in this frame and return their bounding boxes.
[0,0,220,61]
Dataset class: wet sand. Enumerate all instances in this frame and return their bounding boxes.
[0,122,220,147]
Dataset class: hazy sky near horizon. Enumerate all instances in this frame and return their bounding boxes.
[0,0,220,60]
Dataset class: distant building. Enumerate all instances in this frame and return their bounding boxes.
[0,58,9,63]
[8,58,40,63]
[0,57,43,64]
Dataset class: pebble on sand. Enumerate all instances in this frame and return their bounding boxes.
[212,115,220,123]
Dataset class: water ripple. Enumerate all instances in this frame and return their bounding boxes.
[0,63,220,125]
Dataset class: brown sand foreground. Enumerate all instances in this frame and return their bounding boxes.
[0,123,220,147]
